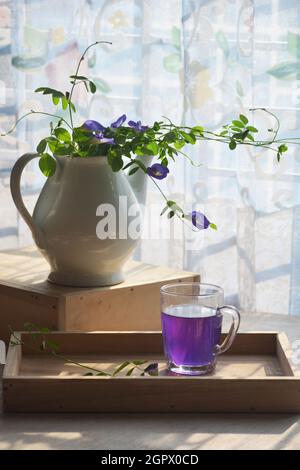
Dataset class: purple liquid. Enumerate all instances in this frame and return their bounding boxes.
[161,305,222,367]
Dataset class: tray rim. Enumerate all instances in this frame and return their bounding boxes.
[3,330,300,381]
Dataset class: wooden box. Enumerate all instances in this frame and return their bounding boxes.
[0,247,199,343]
[3,331,300,413]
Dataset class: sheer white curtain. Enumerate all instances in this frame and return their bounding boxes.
[0,0,299,314]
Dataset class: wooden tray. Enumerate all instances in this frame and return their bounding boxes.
[3,331,300,413]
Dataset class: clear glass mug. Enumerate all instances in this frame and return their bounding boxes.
[160,283,240,375]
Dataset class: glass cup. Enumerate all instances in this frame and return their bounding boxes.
[160,283,240,375]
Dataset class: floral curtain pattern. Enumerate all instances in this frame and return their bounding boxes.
[0,0,300,315]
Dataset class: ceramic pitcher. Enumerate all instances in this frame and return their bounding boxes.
[10,154,145,287]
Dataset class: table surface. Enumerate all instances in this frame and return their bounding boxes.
[1,312,300,450]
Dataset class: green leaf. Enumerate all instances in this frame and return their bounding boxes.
[161,157,168,167]
[131,360,147,366]
[69,75,89,81]
[126,367,136,376]
[160,205,169,216]
[128,166,140,176]
[210,223,218,230]
[146,141,159,155]
[232,120,244,128]
[232,129,249,141]
[89,81,97,94]
[216,30,229,57]
[163,131,177,142]
[123,160,135,170]
[246,126,258,133]
[70,101,76,113]
[277,152,281,162]
[229,140,236,150]
[52,95,60,105]
[46,137,59,153]
[72,127,91,143]
[39,327,51,333]
[36,139,47,154]
[35,87,52,94]
[231,127,245,133]
[246,134,255,142]
[239,114,248,125]
[113,361,130,376]
[39,153,56,177]
[54,127,71,142]
[267,62,300,80]
[180,131,196,144]
[108,150,123,172]
[53,144,70,156]
[61,96,68,110]
[153,121,160,131]
[192,125,204,135]
[167,200,177,208]
[84,372,94,376]
[278,144,288,153]
[163,53,181,73]
[35,87,64,97]
[46,340,59,351]
[219,130,228,136]
[287,32,300,59]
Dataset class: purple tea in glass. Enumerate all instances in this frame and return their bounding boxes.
[160,283,240,375]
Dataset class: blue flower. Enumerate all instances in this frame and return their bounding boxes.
[83,120,106,132]
[191,211,210,230]
[146,163,169,180]
[111,114,126,128]
[128,120,149,132]
[144,363,158,376]
[93,132,115,145]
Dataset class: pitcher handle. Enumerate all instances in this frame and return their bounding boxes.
[215,305,241,355]
[10,153,44,245]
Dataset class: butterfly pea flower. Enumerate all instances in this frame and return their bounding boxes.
[111,114,126,128]
[128,120,149,132]
[190,211,211,230]
[83,120,106,132]
[146,163,169,180]
[93,132,115,145]
[144,363,158,376]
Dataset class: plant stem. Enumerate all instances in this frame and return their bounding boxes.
[1,110,72,136]
[68,41,112,129]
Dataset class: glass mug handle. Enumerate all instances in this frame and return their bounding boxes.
[214,305,241,355]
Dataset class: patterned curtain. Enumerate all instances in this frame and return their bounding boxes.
[0,0,300,315]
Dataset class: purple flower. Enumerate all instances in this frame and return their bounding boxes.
[146,163,169,180]
[128,120,149,132]
[191,211,210,230]
[144,363,158,376]
[93,132,115,145]
[111,114,126,128]
[83,120,106,132]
